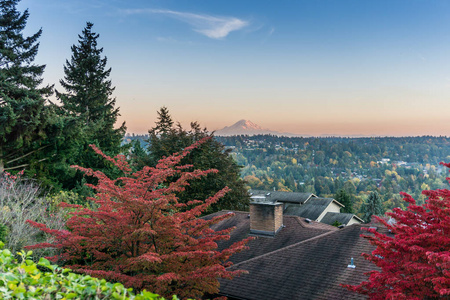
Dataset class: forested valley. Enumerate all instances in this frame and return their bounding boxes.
[214,135,450,217]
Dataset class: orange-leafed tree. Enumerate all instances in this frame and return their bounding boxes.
[343,162,450,299]
[28,138,251,299]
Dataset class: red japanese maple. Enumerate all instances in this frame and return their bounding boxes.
[28,138,252,299]
[343,162,450,300]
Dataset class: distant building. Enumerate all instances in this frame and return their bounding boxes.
[249,190,363,226]
[377,158,391,164]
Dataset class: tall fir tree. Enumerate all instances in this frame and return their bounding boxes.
[55,22,126,191]
[335,189,353,213]
[0,0,54,173]
[361,190,384,223]
[144,107,249,212]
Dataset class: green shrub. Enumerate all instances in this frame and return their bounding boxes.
[45,190,95,213]
[0,243,178,300]
[0,223,8,243]
[331,220,343,227]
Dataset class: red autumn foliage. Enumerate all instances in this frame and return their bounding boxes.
[27,138,252,299]
[343,162,450,300]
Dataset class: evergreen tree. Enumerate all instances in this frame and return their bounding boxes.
[145,107,249,212]
[55,22,126,190]
[152,106,173,135]
[361,191,384,223]
[335,189,353,213]
[0,0,53,173]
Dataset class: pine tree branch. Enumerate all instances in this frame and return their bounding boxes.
[5,145,50,165]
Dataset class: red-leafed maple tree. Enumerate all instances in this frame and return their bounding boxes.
[343,162,450,300]
[28,138,252,299]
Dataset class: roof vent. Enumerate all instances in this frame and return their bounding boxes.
[347,257,356,269]
[338,225,345,229]
[305,218,311,223]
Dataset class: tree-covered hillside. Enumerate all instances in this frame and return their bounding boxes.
[216,135,450,216]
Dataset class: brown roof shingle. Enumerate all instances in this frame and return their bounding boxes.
[208,210,337,264]
[219,224,387,300]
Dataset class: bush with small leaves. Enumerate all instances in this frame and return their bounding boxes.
[0,243,181,300]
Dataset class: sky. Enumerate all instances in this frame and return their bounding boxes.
[18,0,450,136]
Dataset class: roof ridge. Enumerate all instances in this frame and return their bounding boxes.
[229,225,362,269]
[288,215,306,228]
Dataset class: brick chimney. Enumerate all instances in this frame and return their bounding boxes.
[250,202,283,237]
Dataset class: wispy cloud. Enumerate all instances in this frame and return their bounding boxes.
[123,9,249,39]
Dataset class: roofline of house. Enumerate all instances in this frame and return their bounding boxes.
[227,223,377,270]
[332,199,345,207]
[353,214,365,223]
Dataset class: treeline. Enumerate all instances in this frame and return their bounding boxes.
[216,135,450,216]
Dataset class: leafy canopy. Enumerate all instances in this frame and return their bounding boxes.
[343,162,450,299]
[28,138,252,299]
[361,191,384,223]
[335,189,353,213]
[145,107,249,213]
[0,245,177,299]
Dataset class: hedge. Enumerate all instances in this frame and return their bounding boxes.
[0,243,179,300]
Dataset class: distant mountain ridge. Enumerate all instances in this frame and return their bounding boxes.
[215,120,310,137]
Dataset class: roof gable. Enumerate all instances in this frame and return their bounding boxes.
[284,197,336,220]
[321,212,364,225]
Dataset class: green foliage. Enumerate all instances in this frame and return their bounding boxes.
[335,189,353,213]
[53,22,126,191]
[361,191,384,223]
[331,220,342,227]
[145,107,249,212]
[46,190,86,211]
[0,0,55,173]
[0,223,8,243]
[0,244,178,299]
[215,135,450,214]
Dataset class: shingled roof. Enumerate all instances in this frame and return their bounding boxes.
[249,190,316,204]
[219,224,388,300]
[283,197,344,221]
[207,210,337,264]
[321,212,365,226]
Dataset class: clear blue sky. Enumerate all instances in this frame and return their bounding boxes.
[19,0,450,136]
